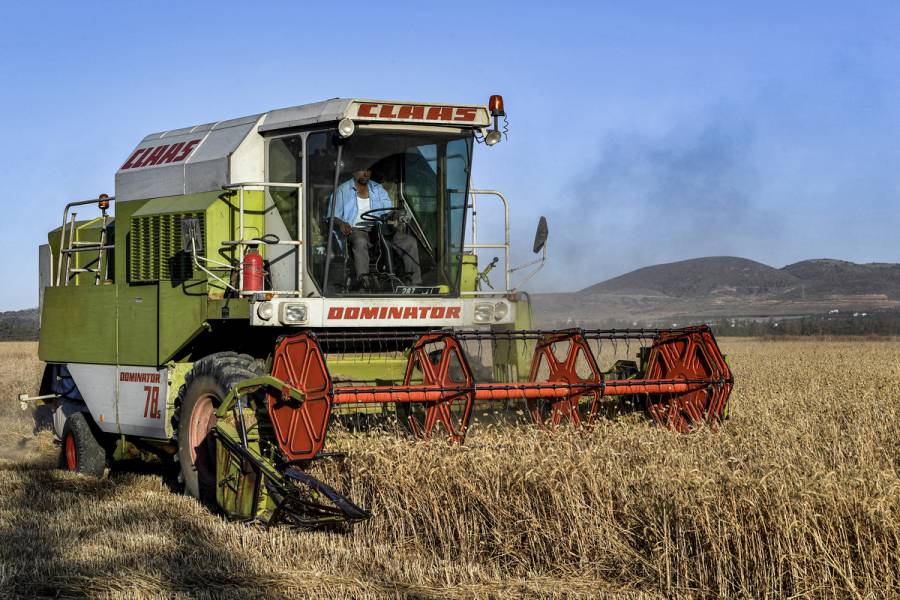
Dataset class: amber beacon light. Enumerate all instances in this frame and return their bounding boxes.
[489,94,505,116]
[485,95,506,146]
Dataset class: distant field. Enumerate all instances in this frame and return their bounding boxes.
[0,340,898,599]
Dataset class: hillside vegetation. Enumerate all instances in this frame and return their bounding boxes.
[0,309,37,341]
[535,257,900,325]
[1,340,898,598]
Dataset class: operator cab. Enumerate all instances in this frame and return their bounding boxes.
[267,127,472,297]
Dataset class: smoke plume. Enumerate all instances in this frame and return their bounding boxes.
[545,108,781,291]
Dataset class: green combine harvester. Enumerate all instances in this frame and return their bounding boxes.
[22,95,733,526]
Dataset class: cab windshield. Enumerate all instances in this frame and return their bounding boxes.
[305,129,472,296]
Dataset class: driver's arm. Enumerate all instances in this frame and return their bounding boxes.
[373,184,394,210]
[327,183,354,235]
[331,218,351,236]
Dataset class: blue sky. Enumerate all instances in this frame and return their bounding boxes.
[2,2,899,309]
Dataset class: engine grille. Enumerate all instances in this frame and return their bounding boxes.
[129,212,205,282]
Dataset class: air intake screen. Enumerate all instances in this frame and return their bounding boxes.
[129,213,205,282]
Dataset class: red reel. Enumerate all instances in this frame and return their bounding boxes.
[401,333,475,443]
[527,330,603,430]
[642,326,733,433]
[267,333,333,461]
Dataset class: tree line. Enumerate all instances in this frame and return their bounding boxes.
[544,309,900,337]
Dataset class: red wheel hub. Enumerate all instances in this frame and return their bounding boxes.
[188,393,217,465]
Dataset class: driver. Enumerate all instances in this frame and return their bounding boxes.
[329,161,422,286]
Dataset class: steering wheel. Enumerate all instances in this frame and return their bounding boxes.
[359,206,404,224]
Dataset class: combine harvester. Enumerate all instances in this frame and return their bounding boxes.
[22,95,733,526]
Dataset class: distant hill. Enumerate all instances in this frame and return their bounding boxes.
[781,259,900,297]
[579,257,799,297]
[533,256,900,326]
[0,308,38,341]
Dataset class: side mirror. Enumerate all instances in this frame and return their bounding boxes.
[532,216,548,254]
[181,217,204,253]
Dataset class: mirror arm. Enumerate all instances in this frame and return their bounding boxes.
[510,244,547,290]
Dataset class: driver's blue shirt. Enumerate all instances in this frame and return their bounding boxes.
[329,178,392,227]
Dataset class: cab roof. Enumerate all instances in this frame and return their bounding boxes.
[116,98,489,202]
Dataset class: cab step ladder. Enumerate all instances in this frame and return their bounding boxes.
[56,197,114,287]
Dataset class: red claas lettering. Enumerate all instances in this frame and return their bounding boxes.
[397,105,425,119]
[454,107,477,121]
[120,139,201,170]
[356,103,480,123]
[121,148,147,170]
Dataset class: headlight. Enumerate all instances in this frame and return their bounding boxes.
[281,302,308,324]
[493,302,509,321]
[256,301,274,321]
[473,302,494,323]
[338,117,355,138]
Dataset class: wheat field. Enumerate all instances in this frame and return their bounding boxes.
[0,339,897,599]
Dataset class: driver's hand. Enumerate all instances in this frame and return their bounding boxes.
[339,222,352,236]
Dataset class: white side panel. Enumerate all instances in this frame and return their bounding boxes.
[66,364,117,433]
[230,115,266,184]
[116,366,169,438]
[263,193,298,292]
[67,364,170,439]
[235,117,297,291]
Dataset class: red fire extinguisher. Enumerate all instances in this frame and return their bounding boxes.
[242,249,265,292]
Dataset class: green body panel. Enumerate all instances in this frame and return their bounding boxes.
[41,190,266,368]
[158,282,206,364]
[328,355,409,415]
[207,298,250,320]
[38,286,117,364]
[328,355,408,382]
[460,253,478,292]
[117,284,158,365]
[491,296,535,381]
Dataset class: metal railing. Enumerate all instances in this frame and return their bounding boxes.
[220,182,304,297]
[465,188,510,294]
[55,197,115,286]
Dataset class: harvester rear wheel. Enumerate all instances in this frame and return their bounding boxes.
[174,353,262,508]
[58,411,107,477]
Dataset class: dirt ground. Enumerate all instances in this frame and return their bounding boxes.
[0,339,897,599]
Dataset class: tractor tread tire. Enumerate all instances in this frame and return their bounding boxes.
[172,353,264,508]
[58,411,107,477]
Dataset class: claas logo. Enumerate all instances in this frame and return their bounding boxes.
[355,103,478,122]
[120,139,202,170]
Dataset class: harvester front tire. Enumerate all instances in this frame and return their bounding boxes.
[58,412,107,477]
[175,354,261,508]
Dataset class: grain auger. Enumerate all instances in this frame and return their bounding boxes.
[209,325,733,525]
